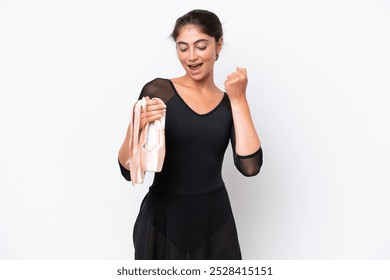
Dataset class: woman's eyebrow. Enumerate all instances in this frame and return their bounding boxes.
[176,39,209,46]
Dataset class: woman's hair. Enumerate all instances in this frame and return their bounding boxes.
[170,9,223,43]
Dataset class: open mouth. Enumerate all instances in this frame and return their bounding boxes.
[188,63,203,71]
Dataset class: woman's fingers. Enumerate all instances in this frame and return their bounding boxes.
[141,109,165,120]
[224,67,248,101]
[140,112,164,128]
[143,98,166,113]
[146,103,166,113]
[139,98,166,128]
[142,103,166,117]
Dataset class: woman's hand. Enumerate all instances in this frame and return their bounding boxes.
[224,67,248,103]
[139,96,166,129]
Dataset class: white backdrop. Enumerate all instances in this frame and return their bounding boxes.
[1,0,389,259]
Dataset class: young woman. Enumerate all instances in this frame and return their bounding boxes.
[118,9,262,260]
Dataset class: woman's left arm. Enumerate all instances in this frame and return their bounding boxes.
[225,67,261,155]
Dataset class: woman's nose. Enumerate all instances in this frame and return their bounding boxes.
[188,48,198,61]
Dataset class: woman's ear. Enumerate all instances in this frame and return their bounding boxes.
[217,37,224,53]
[215,37,223,61]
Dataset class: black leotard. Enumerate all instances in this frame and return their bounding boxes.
[119,78,262,259]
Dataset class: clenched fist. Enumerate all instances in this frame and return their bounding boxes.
[224,67,248,102]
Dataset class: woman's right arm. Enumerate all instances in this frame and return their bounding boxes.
[118,122,132,169]
[118,97,166,178]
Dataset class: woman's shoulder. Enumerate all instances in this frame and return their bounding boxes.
[140,78,175,103]
[143,77,170,87]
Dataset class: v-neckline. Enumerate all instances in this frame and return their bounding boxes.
[167,79,226,117]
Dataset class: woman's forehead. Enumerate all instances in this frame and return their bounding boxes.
[176,25,210,42]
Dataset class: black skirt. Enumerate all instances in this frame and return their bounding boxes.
[133,185,242,260]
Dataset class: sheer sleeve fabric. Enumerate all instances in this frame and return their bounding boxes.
[230,125,263,177]
[136,78,175,103]
[119,159,131,181]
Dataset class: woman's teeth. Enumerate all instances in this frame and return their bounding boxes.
[189,63,202,70]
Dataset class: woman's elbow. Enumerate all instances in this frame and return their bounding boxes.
[239,164,262,177]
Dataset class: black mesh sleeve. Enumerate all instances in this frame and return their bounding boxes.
[119,159,131,181]
[230,125,263,176]
[138,78,175,103]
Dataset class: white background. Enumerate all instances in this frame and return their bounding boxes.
[1,0,389,260]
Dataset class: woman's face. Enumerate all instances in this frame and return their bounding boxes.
[175,24,222,81]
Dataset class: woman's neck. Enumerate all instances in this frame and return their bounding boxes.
[178,74,217,95]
